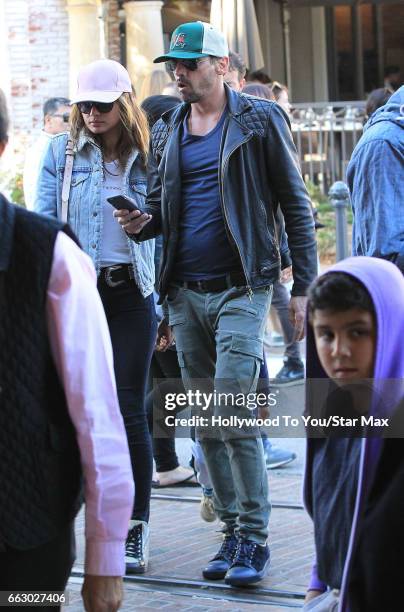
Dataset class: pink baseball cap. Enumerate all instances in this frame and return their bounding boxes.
[71,59,132,104]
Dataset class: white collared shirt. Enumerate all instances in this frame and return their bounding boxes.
[23,130,53,210]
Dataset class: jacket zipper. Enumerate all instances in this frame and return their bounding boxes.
[219,125,254,299]
[159,183,171,295]
[159,124,177,296]
[258,199,280,261]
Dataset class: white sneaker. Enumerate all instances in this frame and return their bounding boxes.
[200,495,217,522]
[125,520,150,574]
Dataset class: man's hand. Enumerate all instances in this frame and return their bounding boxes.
[113,208,152,235]
[280,266,293,284]
[82,575,123,612]
[258,404,270,419]
[156,319,174,352]
[289,295,307,341]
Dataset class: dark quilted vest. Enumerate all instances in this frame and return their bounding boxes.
[0,198,82,550]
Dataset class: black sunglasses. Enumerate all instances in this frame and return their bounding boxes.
[166,58,209,72]
[77,101,115,114]
[52,112,70,123]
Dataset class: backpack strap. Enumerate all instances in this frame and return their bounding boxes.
[61,137,74,223]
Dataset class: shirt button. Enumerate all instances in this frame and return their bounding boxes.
[91,243,96,249]
[93,212,97,217]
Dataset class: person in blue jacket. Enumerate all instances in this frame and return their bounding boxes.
[347,86,404,273]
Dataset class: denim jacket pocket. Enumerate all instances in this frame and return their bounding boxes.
[64,172,91,203]
[66,172,91,227]
[129,180,147,196]
[70,174,90,188]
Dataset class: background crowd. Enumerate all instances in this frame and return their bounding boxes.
[0,16,403,612]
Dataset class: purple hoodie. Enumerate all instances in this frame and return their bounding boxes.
[303,256,404,611]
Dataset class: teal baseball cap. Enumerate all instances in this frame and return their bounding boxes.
[154,21,228,63]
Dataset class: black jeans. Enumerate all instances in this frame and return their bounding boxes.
[0,523,75,611]
[146,348,182,473]
[272,280,301,361]
[98,276,157,522]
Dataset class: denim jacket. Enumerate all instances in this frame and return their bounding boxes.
[347,86,404,272]
[35,131,154,298]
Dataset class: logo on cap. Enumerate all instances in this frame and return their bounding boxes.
[173,33,186,48]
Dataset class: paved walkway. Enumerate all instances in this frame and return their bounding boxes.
[66,470,313,611]
[65,347,313,610]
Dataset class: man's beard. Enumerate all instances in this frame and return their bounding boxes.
[177,75,213,103]
[181,90,201,103]
[177,82,201,103]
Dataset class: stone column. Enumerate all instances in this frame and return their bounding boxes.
[66,0,104,98]
[311,7,328,102]
[124,0,165,96]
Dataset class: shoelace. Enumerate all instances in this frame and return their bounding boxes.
[126,524,143,558]
[214,534,237,561]
[232,538,257,567]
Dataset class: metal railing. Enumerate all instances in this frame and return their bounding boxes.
[291,101,367,193]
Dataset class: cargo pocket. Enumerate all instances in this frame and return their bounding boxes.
[225,302,259,316]
[228,334,263,394]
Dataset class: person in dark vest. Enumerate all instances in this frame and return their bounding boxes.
[0,90,134,611]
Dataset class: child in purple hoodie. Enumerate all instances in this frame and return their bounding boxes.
[302,256,404,612]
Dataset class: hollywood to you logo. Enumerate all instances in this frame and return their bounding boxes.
[173,33,186,48]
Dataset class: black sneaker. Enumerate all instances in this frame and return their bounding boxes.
[202,532,238,580]
[125,520,149,574]
[225,537,270,586]
[273,358,304,386]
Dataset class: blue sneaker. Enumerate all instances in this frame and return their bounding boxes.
[265,444,297,469]
[225,537,270,586]
[202,531,238,580]
[273,358,304,386]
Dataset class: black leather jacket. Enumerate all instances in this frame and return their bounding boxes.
[137,84,317,300]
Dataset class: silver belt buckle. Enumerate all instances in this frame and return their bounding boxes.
[105,265,125,288]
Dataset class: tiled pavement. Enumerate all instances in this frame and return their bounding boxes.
[65,349,312,610]
[66,471,313,611]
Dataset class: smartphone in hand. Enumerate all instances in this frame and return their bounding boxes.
[107,195,144,214]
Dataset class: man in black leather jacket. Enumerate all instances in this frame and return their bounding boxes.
[125,84,316,308]
[118,21,317,587]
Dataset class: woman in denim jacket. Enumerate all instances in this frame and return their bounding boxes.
[36,59,156,575]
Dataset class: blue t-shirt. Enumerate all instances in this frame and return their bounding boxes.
[173,108,240,280]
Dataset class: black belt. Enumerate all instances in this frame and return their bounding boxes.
[100,264,135,288]
[174,272,246,293]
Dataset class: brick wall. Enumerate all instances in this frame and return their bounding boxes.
[4,0,122,146]
[105,0,121,62]
[5,0,69,144]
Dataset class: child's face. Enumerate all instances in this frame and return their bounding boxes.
[312,308,376,383]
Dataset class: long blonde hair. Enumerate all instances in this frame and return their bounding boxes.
[69,92,149,167]
[139,69,172,102]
